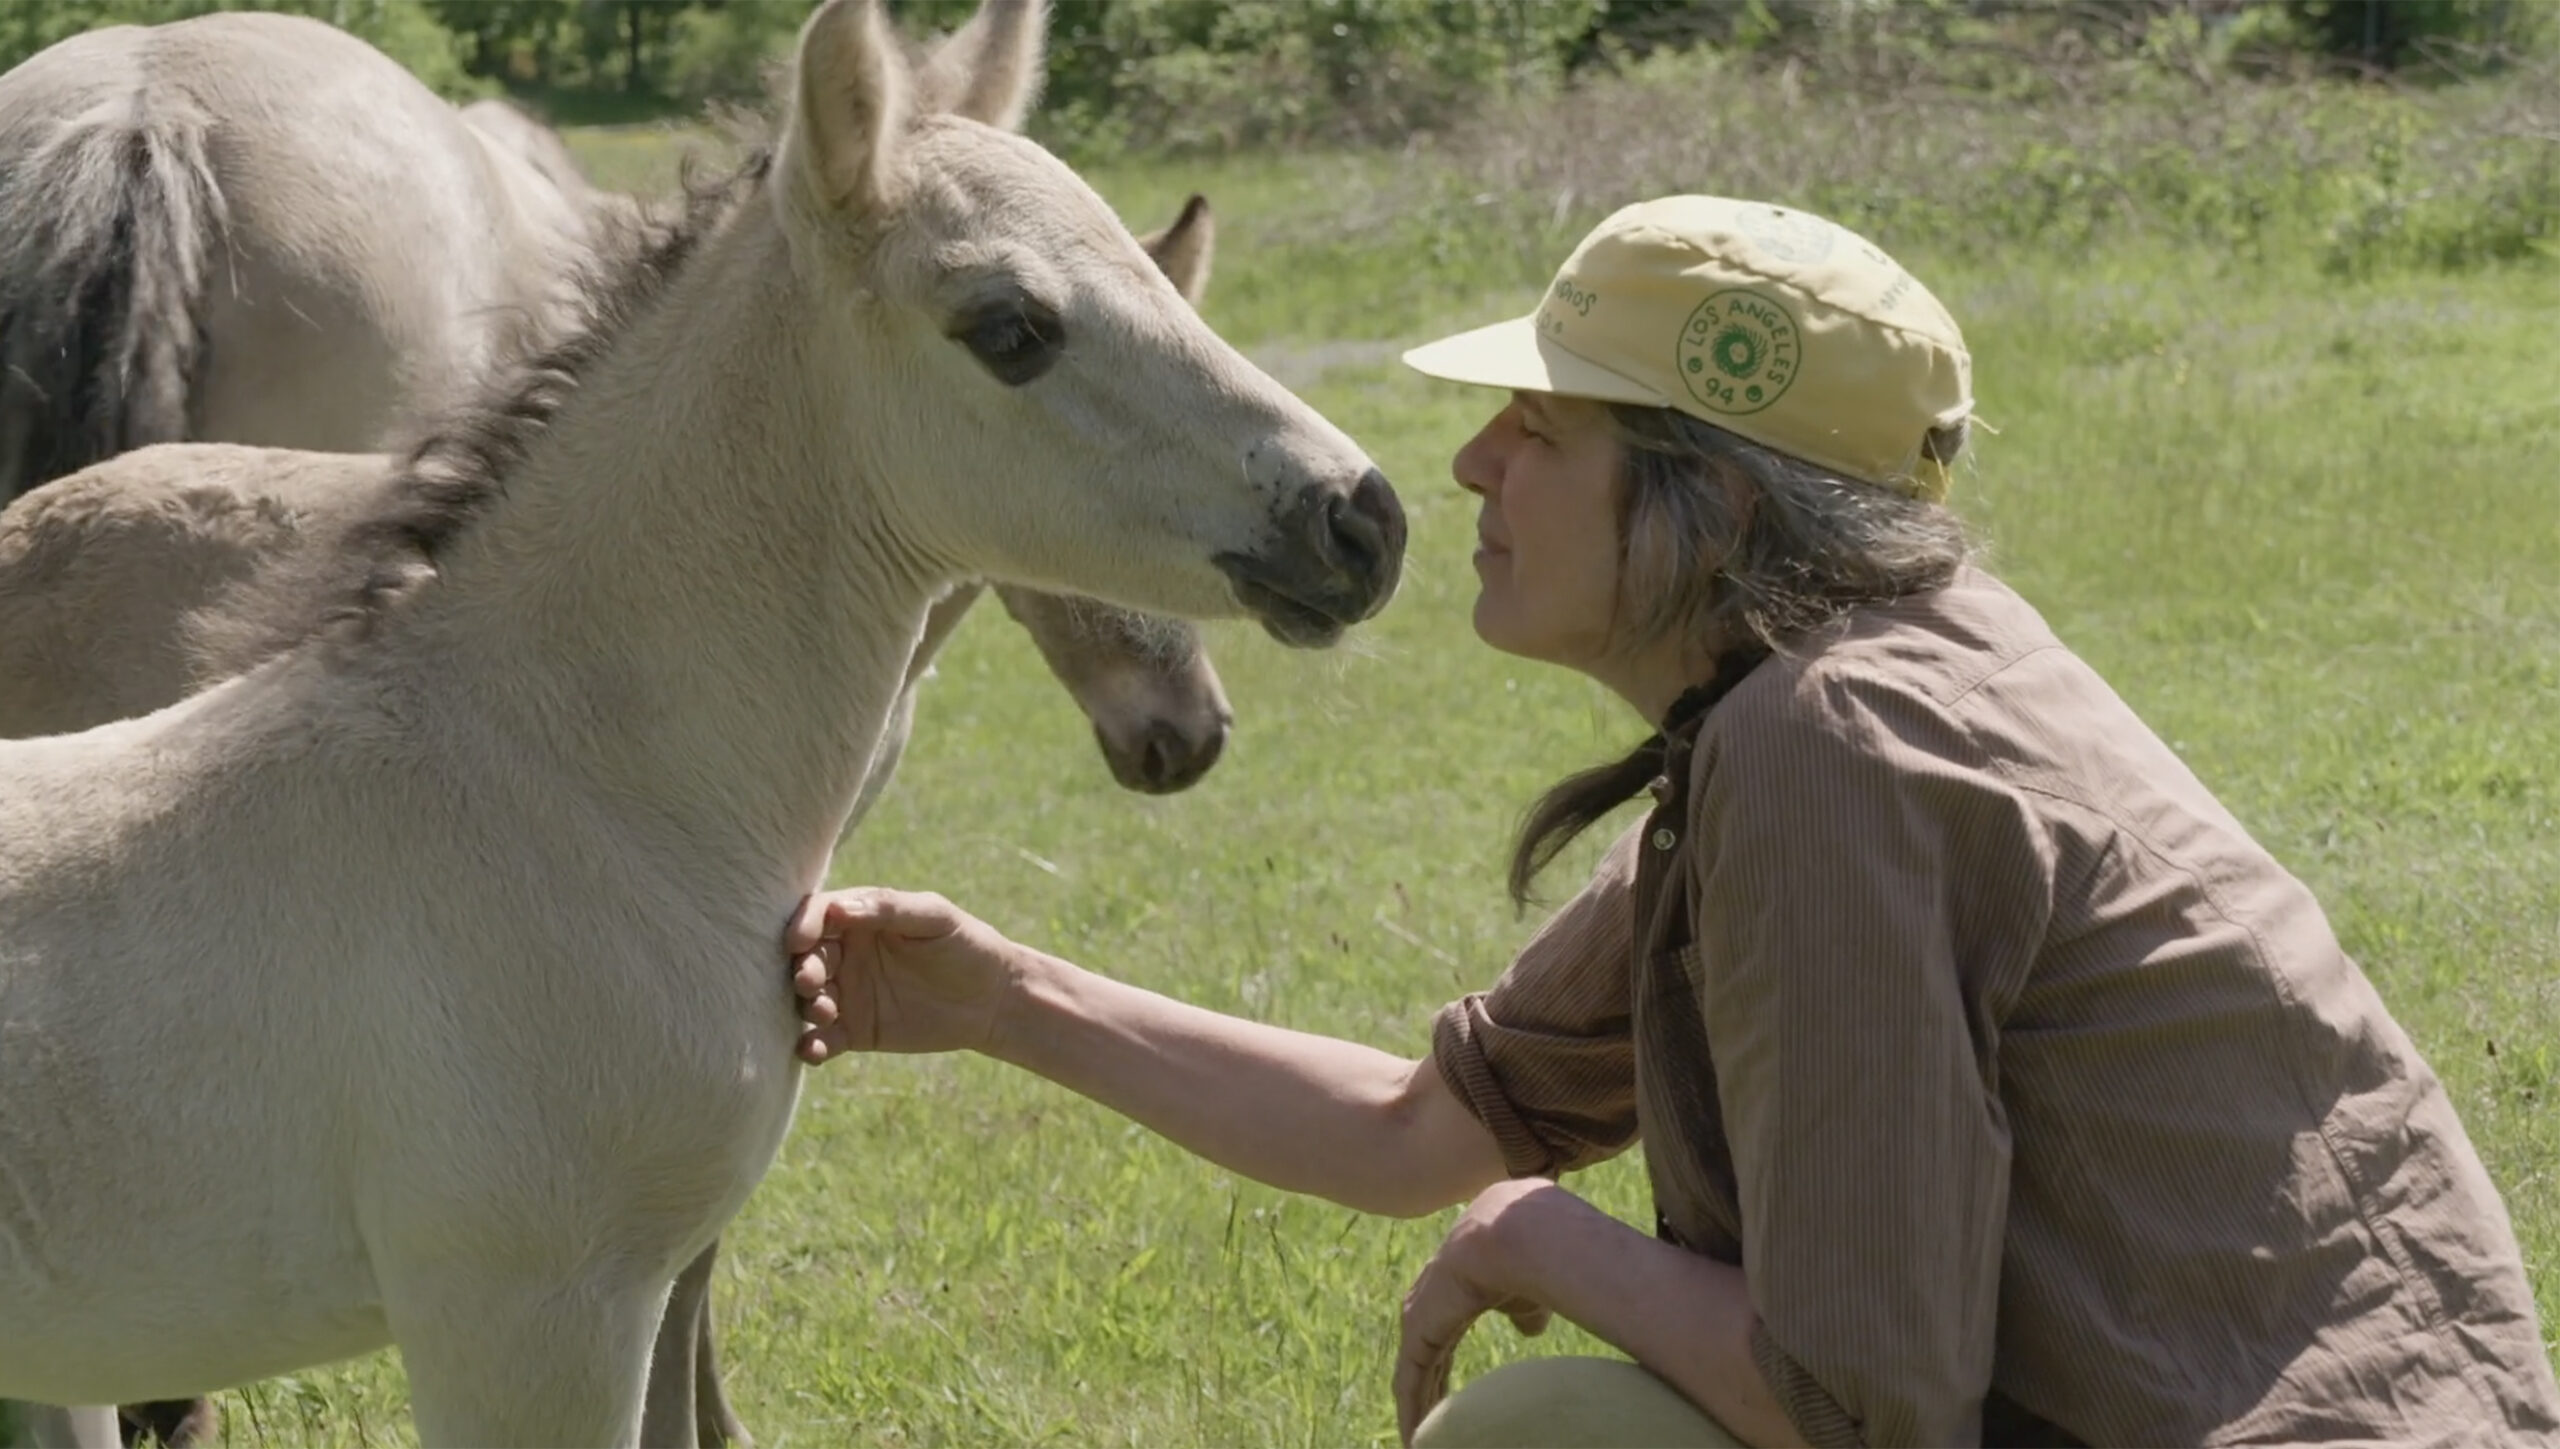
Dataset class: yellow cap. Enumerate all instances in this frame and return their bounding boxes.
[1402,196,1972,499]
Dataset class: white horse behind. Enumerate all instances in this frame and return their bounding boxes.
[0,0,1403,1443]
[0,10,596,483]
[460,96,631,217]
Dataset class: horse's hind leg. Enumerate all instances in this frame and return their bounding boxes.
[634,1237,753,1449]
[639,1240,714,1449]
[386,1264,662,1448]
[686,1249,747,1449]
[694,1285,750,1449]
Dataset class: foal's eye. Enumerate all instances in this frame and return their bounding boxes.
[952,298,1065,386]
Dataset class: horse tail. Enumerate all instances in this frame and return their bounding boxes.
[0,92,222,503]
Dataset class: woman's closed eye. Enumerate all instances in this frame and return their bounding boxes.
[1512,397,1568,446]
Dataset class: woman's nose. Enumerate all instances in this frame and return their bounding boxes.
[1451,428,1499,497]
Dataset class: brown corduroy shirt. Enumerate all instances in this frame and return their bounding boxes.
[1433,569,2559,1447]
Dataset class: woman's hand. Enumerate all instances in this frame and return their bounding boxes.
[784,888,1024,1063]
[1395,1176,1564,1445]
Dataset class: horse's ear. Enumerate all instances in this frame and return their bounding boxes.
[1139,194,1215,306]
[915,0,1046,132]
[789,0,910,214]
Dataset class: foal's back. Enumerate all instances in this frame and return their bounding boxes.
[0,12,594,495]
[0,445,371,737]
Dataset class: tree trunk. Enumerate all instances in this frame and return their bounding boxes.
[624,0,645,94]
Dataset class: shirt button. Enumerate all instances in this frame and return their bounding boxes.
[1651,827,1678,851]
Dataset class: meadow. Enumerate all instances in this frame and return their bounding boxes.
[106,75,2560,1448]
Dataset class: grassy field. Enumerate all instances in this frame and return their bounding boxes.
[136,121,2560,1445]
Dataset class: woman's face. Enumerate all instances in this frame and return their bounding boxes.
[1452,391,1626,671]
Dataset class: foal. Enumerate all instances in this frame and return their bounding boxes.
[0,186,1231,1449]
[0,197,1235,799]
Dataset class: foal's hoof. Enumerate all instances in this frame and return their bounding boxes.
[119,1398,218,1448]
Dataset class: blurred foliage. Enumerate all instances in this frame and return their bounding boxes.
[0,0,485,94]
[9,1,2552,123]
[0,0,2550,277]
[997,0,1602,153]
[2284,0,2545,70]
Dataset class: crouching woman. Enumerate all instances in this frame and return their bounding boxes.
[785,197,2560,1447]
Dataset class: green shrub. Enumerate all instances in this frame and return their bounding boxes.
[0,0,486,98]
[2285,0,2548,70]
[301,0,488,97]
[2317,104,2560,274]
[1009,0,1600,159]
[1344,30,2559,284]
[3,0,2550,281]
[665,0,804,104]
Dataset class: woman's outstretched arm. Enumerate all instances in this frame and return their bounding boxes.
[788,887,1510,1219]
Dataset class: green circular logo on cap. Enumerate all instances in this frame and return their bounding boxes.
[1676,290,1799,415]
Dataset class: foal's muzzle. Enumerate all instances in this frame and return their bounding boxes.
[1217,467,1406,648]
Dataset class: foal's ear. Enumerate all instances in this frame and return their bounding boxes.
[914,0,1047,132]
[1138,194,1216,306]
[789,0,910,214]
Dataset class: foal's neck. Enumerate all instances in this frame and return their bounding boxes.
[408,219,941,892]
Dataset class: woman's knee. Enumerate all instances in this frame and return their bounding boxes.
[1412,1356,1743,1449]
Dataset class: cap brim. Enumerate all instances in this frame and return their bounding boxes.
[1401,316,1668,408]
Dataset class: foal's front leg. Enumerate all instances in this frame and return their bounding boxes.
[18,1404,118,1448]
[386,1262,665,1448]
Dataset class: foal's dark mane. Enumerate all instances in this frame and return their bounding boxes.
[193,148,769,668]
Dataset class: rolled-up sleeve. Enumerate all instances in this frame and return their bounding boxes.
[1431,823,1645,1178]
[1696,669,2053,1447]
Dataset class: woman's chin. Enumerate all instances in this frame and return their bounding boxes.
[1469,599,1529,659]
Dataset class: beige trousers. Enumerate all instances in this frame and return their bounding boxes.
[1412,1356,1744,1449]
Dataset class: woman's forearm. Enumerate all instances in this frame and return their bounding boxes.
[990,948,1506,1218]
[1500,1188,1807,1448]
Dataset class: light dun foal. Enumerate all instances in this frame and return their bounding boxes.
[0,195,1235,800]
[2,198,1217,1437]
[0,2,1403,1446]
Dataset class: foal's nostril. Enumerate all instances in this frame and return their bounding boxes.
[1119,718,1224,794]
[1170,718,1226,790]
[1140,732,1176,791]
[1320,467,1406,600]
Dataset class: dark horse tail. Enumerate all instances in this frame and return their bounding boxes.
[0,92,221,503]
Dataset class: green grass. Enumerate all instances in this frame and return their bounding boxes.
[158,135,2560,1444]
